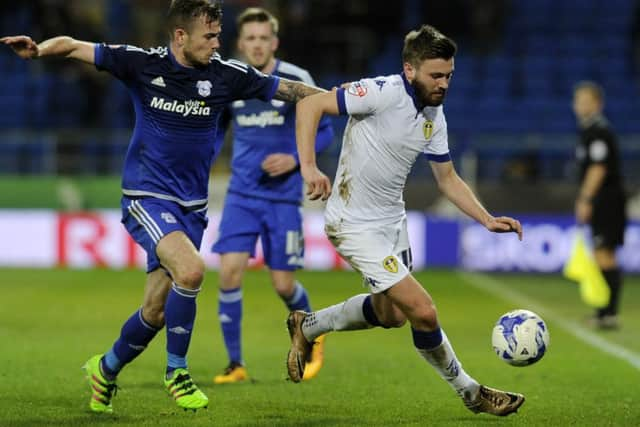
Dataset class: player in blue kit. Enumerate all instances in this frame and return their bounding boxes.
[2,0,325,413]
[211,8,333,385]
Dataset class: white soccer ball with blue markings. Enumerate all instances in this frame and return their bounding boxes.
[491,309,550,366]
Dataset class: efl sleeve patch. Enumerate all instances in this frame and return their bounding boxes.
[347,81,368,97]
[342,79,381,115]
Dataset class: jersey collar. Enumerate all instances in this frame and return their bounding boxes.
[168,45,205,73]
[581,113,607,130]
[401,72,423,112]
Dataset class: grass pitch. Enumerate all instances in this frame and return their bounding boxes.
[1,268,638,426]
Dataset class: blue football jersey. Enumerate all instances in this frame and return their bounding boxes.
[94,44,280,207]
[224,59,333,203]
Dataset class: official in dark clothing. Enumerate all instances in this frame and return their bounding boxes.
[572,81,627,329]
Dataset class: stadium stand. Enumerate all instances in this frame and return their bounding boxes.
[0,0,639,188]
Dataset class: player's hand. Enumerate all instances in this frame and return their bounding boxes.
[301,164,331,201]
[575,199,592,224]
[0,35,39,59]
[261,153,297,177]
[486,216,523,241]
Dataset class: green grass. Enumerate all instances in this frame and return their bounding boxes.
[0,176,121,209]
[1,268,639,426]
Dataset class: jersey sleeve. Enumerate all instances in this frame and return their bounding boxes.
[424,107,451,162]
[335,78,397,116]
[586,134,612,165]
[94,44,144,82]
[217,58,280,102]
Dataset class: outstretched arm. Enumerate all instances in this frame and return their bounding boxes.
[1,35,95,64]
[430,160,523,240]
[295,91,340,201]
[273,78,327,103]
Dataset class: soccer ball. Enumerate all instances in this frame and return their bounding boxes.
[491,309,550,367]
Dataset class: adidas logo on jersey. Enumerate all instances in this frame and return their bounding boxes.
[150,97,211,117]
[151,76,166,87]
[236,111,284,127]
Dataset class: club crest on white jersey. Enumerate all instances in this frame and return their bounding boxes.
[423,120,434,139]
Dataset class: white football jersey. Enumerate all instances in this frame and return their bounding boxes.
[325,74,450,228]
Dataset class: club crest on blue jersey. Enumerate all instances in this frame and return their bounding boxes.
[423,120,434,140]
[196,80,212,97]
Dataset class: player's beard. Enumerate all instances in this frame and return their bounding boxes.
[184,48,209,68]
[253,60,269,71]
[413,79,446,107]
[250,52,270,71]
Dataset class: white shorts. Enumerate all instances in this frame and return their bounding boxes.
[325,218,413,293]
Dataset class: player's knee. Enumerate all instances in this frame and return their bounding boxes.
[273,281,295,298]
[176,269,204,289]
[220,265,243,288]
[173,258,205,289]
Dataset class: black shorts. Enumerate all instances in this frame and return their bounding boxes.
[591,190,627,249]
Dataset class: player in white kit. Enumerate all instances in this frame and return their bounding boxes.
[286,25,526,417]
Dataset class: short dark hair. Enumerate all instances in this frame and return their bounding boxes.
[402,25,457,67]
[167,0,223,39]
[574,81,604,104]
[236,7,279,35]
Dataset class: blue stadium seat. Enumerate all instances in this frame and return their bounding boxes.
[0,95,27,128]
[557,57,594,84]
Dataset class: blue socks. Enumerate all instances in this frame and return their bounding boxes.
[216,282,311,365]
[218,287,243,364]
[165,283,200,376]
[283,282,311,312]
[101,309,160,379]
[100,283,202,379]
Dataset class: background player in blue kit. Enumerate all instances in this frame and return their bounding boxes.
[211,8,333,385]
[1,0,325,414]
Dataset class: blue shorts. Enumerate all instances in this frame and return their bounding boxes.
[212,192,304,271]
[121,196,208,272]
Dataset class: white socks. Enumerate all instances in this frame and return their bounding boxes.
[301,294,373,341]
[299,293,479,400]
[415,330,479,398]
